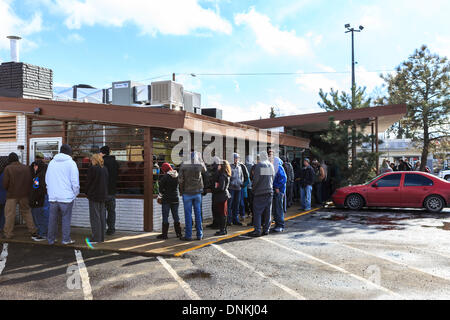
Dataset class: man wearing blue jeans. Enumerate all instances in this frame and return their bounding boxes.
[300,158,314,211]
[178,151,207,241]
[45,145,80,245]
[228,153,244,226]
[270,156,287,233]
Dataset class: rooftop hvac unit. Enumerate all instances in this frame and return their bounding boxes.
[112,80,143,106]
[201,108,223,120]
[151,80,184,109]
[183,91,201,113]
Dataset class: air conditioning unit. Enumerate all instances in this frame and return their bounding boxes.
[112,80,143,106]
[201,108,223,120]
[133,85,151,104]
[151,80,184,109]
[183,91,201,113]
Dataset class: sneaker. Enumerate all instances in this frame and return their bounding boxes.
[197,236,203,241]
[214,230,227,236]
[270,227,284,233]
[31,234,46,242]
[62,240,75,245]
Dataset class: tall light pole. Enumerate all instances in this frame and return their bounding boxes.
[345,24,364,169]
[345,24,364,108]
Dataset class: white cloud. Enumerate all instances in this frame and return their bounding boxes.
[46,0,232,36]
[234,7,312,57]
[0,0,42,51]
[431,36,450,59]
[63,32,84,44]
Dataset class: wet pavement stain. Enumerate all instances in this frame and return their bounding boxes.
[320,214,409,230]
[182,270,212,280]
[422,222,450,231]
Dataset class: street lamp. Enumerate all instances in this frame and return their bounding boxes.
[345,24,364,106]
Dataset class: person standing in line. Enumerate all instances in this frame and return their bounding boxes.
[46,145,80,245]
[86,154,109,244]
[99,146,120,235]
[157,162,182,239]
[390,162,397,172]
[271,156,287,233]
[320,160,329,204]
[238,159,249,221]
[380,159,393,174]
[282,156,294,208]
[178,151,207,241]
[300,158,315,211]
[312,159,325,206]
[0,157,10,235]
[248,151,274,237]
[245,155,255,225]
[213,159,231,236]
[2,153,39,241]
[205,156,221,229]
[413,160,421,171]
[29,159,49,241]
[227,153,244,226]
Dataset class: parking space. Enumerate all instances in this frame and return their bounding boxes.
[0,207,449,300]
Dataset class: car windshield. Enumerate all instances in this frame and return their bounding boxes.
[363,174,384,185]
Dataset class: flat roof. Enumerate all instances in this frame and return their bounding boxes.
[0,96,309,148]
[240,104,407,133]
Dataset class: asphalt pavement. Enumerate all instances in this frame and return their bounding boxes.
[1,206,449,300]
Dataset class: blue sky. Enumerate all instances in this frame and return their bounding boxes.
[1,0,449,122]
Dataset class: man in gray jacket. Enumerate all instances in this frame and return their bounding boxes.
[248,151,274,237]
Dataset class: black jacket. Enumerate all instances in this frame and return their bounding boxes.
[86,165,109,202]
[29,160,47,208]
[103,155,120,195]
[300,165,315,187]
[212,173,231,203]
[159,171,180,204]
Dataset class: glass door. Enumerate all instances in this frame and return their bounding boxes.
[29,137,63,163]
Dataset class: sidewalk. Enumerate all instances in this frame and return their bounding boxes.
[0,206,318,257]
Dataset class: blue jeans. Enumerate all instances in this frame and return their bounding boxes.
[47,201,74,244]
[300,185,312,210]
[31,196,49,237]
[162,202,180,224]
[182,193,202,239]
[253,193,272,234]
[272,192,285,229]
[227,189,241,224]
[0,204,4,231]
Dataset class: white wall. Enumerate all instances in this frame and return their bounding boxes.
[153,193,213,231]
[0,113,27,164]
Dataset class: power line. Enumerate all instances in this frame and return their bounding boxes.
[175,69,394,77]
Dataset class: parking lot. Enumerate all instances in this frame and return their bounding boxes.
[1,207,449,300]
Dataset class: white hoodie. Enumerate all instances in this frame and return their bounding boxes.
[45,153,80,203]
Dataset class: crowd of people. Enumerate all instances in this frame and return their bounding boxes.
[0,143,335,243]
[379,158,431,174]
[0,144,120,245]
[156,150,332,239]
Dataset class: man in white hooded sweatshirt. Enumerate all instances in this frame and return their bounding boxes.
[45,144,80,245]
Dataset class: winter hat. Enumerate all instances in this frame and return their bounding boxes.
[35,152,45,159]
[7,152,19,164]
[161,162,172,173]
[304,157,310,164]
[100,146,110,155]
[60,144,72,156]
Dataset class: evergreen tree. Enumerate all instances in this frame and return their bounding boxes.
[381,45,450,171]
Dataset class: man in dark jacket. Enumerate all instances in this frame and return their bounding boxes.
[157,162,181,239]
[300,158,315,211]
[282,157,294,208]
[2,153,39,240]
[29,160,49,241]
[100,146,120,235]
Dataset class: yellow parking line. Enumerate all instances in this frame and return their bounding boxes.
[174,207,320,257]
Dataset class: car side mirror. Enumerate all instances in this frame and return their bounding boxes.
[372,183,378,188]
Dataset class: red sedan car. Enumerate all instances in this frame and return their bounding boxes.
[332,172,450,213]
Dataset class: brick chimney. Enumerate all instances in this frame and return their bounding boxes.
[0,36,53,100]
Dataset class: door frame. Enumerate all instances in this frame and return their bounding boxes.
[29,137,63,163]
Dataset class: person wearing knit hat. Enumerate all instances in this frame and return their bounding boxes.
[2,153,39,241]
[60,144,72,156]
[157,163,181,239]
[99,145,120,235]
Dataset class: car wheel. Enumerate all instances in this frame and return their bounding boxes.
[345,194,364,210]
[424,195,445,213]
